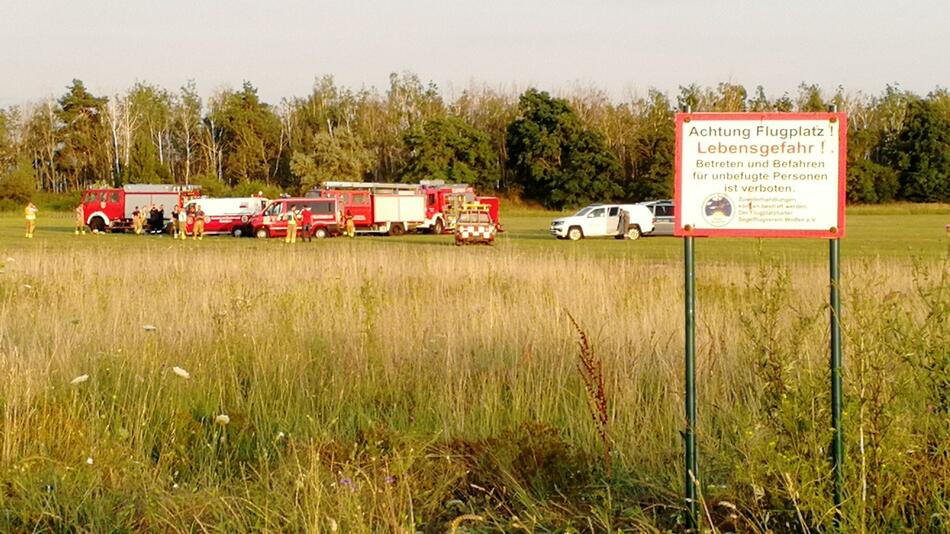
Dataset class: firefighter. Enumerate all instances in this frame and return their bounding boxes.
[132,207,142,235]
[344,209,355,238]
[193,205,205,240]
[74,204,86,235]
[177,206,188,240]
[285,206,298,244]
[171,205,181,239]
[24,202,38,238]
[300,205,313,242]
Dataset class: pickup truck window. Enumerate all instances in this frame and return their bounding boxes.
[588,208,605,218]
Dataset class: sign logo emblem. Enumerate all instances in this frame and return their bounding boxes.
[702,194,733,227]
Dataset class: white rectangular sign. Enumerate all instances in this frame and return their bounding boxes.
[675,112,847,238]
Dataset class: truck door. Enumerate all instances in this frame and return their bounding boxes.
[585,207,608,236]
[606,206,620,236]
[263,202,286,235]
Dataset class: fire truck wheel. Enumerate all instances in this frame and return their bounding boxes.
[232,227,244,237]
[313,227,328,239]
[389,223,405,236]
[432,219,444,235]
[89,217,106,233]
[255,228,268,239]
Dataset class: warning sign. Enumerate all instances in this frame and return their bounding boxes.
[674,112,847,238]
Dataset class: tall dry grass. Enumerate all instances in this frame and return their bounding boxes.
[0,241,946,531]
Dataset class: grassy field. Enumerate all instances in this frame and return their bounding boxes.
[0,206,947,532]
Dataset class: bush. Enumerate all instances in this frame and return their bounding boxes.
[0,158,37,204]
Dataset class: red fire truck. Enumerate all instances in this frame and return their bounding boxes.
[312,182,426,235]
[250,197,339,239]
[182,197,269,237]
[308,181,501,235]
[81,184,201,233]
[417,180,502,234]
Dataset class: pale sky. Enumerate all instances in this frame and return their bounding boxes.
[1,0,947,107]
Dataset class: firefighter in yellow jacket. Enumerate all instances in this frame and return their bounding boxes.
[285,207,299,243]
[24,202,38,238]
[74,204,86,235]
[193,205,205,240]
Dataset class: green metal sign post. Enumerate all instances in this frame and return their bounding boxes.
[684,235,698,529]
[830,237,843,530]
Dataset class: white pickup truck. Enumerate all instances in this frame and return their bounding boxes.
[549,204,655,241]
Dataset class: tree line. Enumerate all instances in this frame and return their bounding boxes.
[1,75,948,209]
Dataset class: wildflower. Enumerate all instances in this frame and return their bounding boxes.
[143,324,157,332]
[327,517,338,532]
[384,475,396,485]
[86,457,94,465]
[172,366,190,379]
[276,431,285,440]
[214,414,230,426]
[70,374,89,385]
[339,477,355,491]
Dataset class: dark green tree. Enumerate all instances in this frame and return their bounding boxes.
[626,90,675,201]
[506,89,621,209]
[290,129,376,192]
[56,79,109,188]
[883,93,950,202]
[207,82,285,186]
[402,115,498,190]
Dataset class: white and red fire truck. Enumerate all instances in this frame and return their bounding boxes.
[81,184,201,233]
[307,181,501,235]
[312,182,427,235]
[250,197,339,239]
[182,197,269,237]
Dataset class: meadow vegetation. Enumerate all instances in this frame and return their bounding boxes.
[0,209,947,532]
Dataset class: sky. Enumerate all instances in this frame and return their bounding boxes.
[1,0,948,107]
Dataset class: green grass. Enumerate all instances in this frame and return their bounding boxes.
[4,204,949,262]
[0,206,947,532]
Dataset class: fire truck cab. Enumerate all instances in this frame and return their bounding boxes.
[81,184,200,233]
[250,197,339,239]
[418,180,502,234]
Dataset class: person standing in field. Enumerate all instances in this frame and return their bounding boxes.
[617,208,630,239]
[171,205,181,239]
[132,206,142,235]
[285,206,298,244]
[300,205,313,242]
[24,202,38,238]
[177,206,188,240]
[193,205,205,240]
[344,209,355,238]
[74,204,86,235]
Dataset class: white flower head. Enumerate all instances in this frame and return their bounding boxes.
[214,414,230,426]
[172,366,190,379]
[70,374,89,385]
[86,457,94,465]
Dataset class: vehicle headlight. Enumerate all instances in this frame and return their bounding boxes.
[551,221,563,226]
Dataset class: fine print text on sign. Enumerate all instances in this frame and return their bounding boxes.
[674,112,847,238]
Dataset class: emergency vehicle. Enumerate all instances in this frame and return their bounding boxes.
[250,197,339,239]
[182,197,269,237]
[312,182,426,235]
[454,206,496,245]
[308,180,502,235]
[81,184,201,233]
